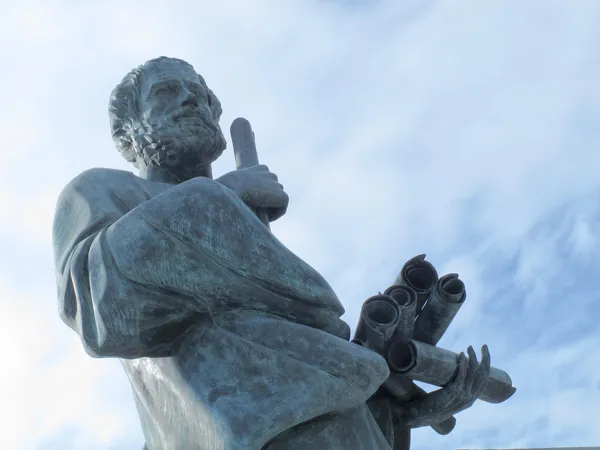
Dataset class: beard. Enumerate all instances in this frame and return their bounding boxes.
[131,108,227,179]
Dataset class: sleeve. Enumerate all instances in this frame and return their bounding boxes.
[53,169,349,359]
[53,169,205,358]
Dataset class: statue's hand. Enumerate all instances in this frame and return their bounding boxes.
[216,165,289,221]
[395,345,491,429]
[440,345,491,412]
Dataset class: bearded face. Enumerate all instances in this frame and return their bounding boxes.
[128,60,227,179]
[132,104,227,171]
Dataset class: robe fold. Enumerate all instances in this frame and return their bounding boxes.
[53,168,391,449]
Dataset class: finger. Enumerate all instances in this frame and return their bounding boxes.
[268,188,289,209]
[255,193,289,210]
[267,206,287,222]
[453,352,468,388]
[480,344,491,375]
[472,371,488,396]
[250,164,277,181]
[248,184,289,209]
[264,188,290,222]
[472,345,491,395]
[466,346,477,388]
[248,164,269,174]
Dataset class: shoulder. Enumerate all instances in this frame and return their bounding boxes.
[56,167,160,208]
[60,167,138,196]
[52,168,149,271]
[53,167,144,235]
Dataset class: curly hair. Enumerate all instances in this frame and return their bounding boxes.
[108,56,223,166]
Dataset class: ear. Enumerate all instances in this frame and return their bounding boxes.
[207,88,223,122]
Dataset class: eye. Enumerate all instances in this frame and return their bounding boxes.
[154,85,179,96]
[155,87,171,97]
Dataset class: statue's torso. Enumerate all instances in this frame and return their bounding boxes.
[56,167,513,450]
[123,311,391,449]
[74,170,392,449]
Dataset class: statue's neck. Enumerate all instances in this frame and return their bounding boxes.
[138,164,213,184]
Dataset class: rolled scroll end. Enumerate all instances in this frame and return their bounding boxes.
[394,254,439,313]
[384,284,418,338]
[353,294,401,353]
[439,273,466,304]
[364,296,400,328]
[383,284,417,307]
[413,272,467,345]
[386,339,417,374]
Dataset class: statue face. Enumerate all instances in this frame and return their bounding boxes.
[132,59,226,174]
[140,61,213,128]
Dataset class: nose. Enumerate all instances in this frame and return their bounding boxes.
[180,89,198,107]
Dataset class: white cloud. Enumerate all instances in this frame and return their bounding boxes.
[0,278,143,449]
[3,0,600,448]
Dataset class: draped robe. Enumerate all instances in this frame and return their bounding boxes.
[52,168,391,449]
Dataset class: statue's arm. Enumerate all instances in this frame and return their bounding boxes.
[393,388,463,428]
[52,170,215,359]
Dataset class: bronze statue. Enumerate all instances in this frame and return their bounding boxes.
[52,56,514,449]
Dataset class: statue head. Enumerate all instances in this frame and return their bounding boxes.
[109,56,227,182]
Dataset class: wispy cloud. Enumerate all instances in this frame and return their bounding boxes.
[2,0,599,448]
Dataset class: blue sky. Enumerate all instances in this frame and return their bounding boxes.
[1,0,599,449]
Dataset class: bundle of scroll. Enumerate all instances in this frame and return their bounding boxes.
[352,254,516,435]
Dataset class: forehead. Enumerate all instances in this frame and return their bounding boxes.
[141,60,202,92]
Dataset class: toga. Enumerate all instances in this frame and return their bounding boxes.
[52,168,392,449]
